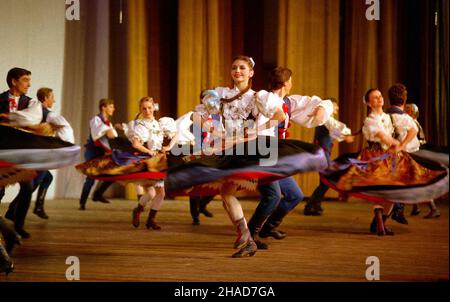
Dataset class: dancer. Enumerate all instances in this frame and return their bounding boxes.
[246,67,334,248]
[0,67,41,239]
[31,87,75,219]
[127,97,178,230]
[388,86,444,220]
[322,88,448,236]
[79,98,118,210]
[168,57,331,257]
[304,99,354,216]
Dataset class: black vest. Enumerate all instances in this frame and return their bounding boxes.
[41,106,51,123]
[0,90,32,115]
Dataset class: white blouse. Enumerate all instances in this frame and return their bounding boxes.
[255,91,334,137]
[196,86,277,137]
[90,115,118,151]
[324,117,352,142]
[124,117,176,151]
[390,113,420,153]
[362,112,394,150]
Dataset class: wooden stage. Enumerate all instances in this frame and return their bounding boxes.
[1,197,448,282]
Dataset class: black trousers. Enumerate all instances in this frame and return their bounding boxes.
[4,181,33,229]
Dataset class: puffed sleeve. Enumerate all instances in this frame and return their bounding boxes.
[362,115,385,142]
[254,90,283,118]
[324,117,351,142]
[195,87,226,119]
[288,95,333,128]
[8,100,43,127]
[159,117,177,139]
[175,111,195,144]
[392,114,418,134]
[90,116,117,141]
[46,111,75,143]
[128,120,149,143]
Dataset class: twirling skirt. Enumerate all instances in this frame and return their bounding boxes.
[322,146,448,204]
[0,125,81,186]
[165,137,328,196]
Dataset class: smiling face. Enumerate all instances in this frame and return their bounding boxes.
[140,100,155,119]
[103,104,115,117]
[230,59,254,86]
[367,89,384,111]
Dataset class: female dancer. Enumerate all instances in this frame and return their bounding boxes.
[128,97,178,230]
[168,57,331,257]
[322,88,448,236]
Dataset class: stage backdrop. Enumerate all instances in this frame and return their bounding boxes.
[0,0,66,202]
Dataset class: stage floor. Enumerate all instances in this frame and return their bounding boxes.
[1,197,448,282]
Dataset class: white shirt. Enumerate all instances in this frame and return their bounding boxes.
[390,112,420,153]
[90,115,118,151]
[45,111,75,143]
[324,116,352,142]
[362,112,394,150]
[7,98,42,126]
[255,91,334,137]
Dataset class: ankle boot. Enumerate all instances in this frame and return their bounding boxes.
[146,209,161,230]
[232,240,257,258]
[382,214,394,235]
[248,214,269,250]
[79,187,90,210]
[233,217,251,249]
[259,207,288,240]
[132,204,144,228]
[0,217,22,254]
[33,187,49,219]
[0,241,14,276]
[92,181,112,203]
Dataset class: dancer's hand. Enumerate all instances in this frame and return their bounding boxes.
[344,135,355,143]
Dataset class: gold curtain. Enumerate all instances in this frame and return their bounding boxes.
[340,0,401,155]
[177,0,232,117]
[122,0,150,199]
[277,0,341,197]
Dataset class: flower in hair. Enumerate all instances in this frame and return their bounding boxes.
[249,57,255,68]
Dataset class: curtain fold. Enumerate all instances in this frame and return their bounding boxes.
[277,0,340,196]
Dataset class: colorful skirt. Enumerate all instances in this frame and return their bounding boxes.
[0,125,81,186]
[75,150,167,187]
[165,137,328,196]
[322,145,448,203]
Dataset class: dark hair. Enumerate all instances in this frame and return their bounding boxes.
[37,87,53,102]
[7,67,31,88]
[232,55,255,70]
[269,67,292,91]
[388,83,407,106]
[364,88,379,103]
[364,88,380,116]
[99,98,115,112]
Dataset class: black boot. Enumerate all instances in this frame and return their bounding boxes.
[259,207,289,240]
[248,214,269,250]
[33,187,49,219]
[0,241,14,276]
[0,217,22,254]
[132,204,144,228]
[391,203,408,225]
[146,209,161,230]
[92,181,112,203]
[79,187,89,211]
